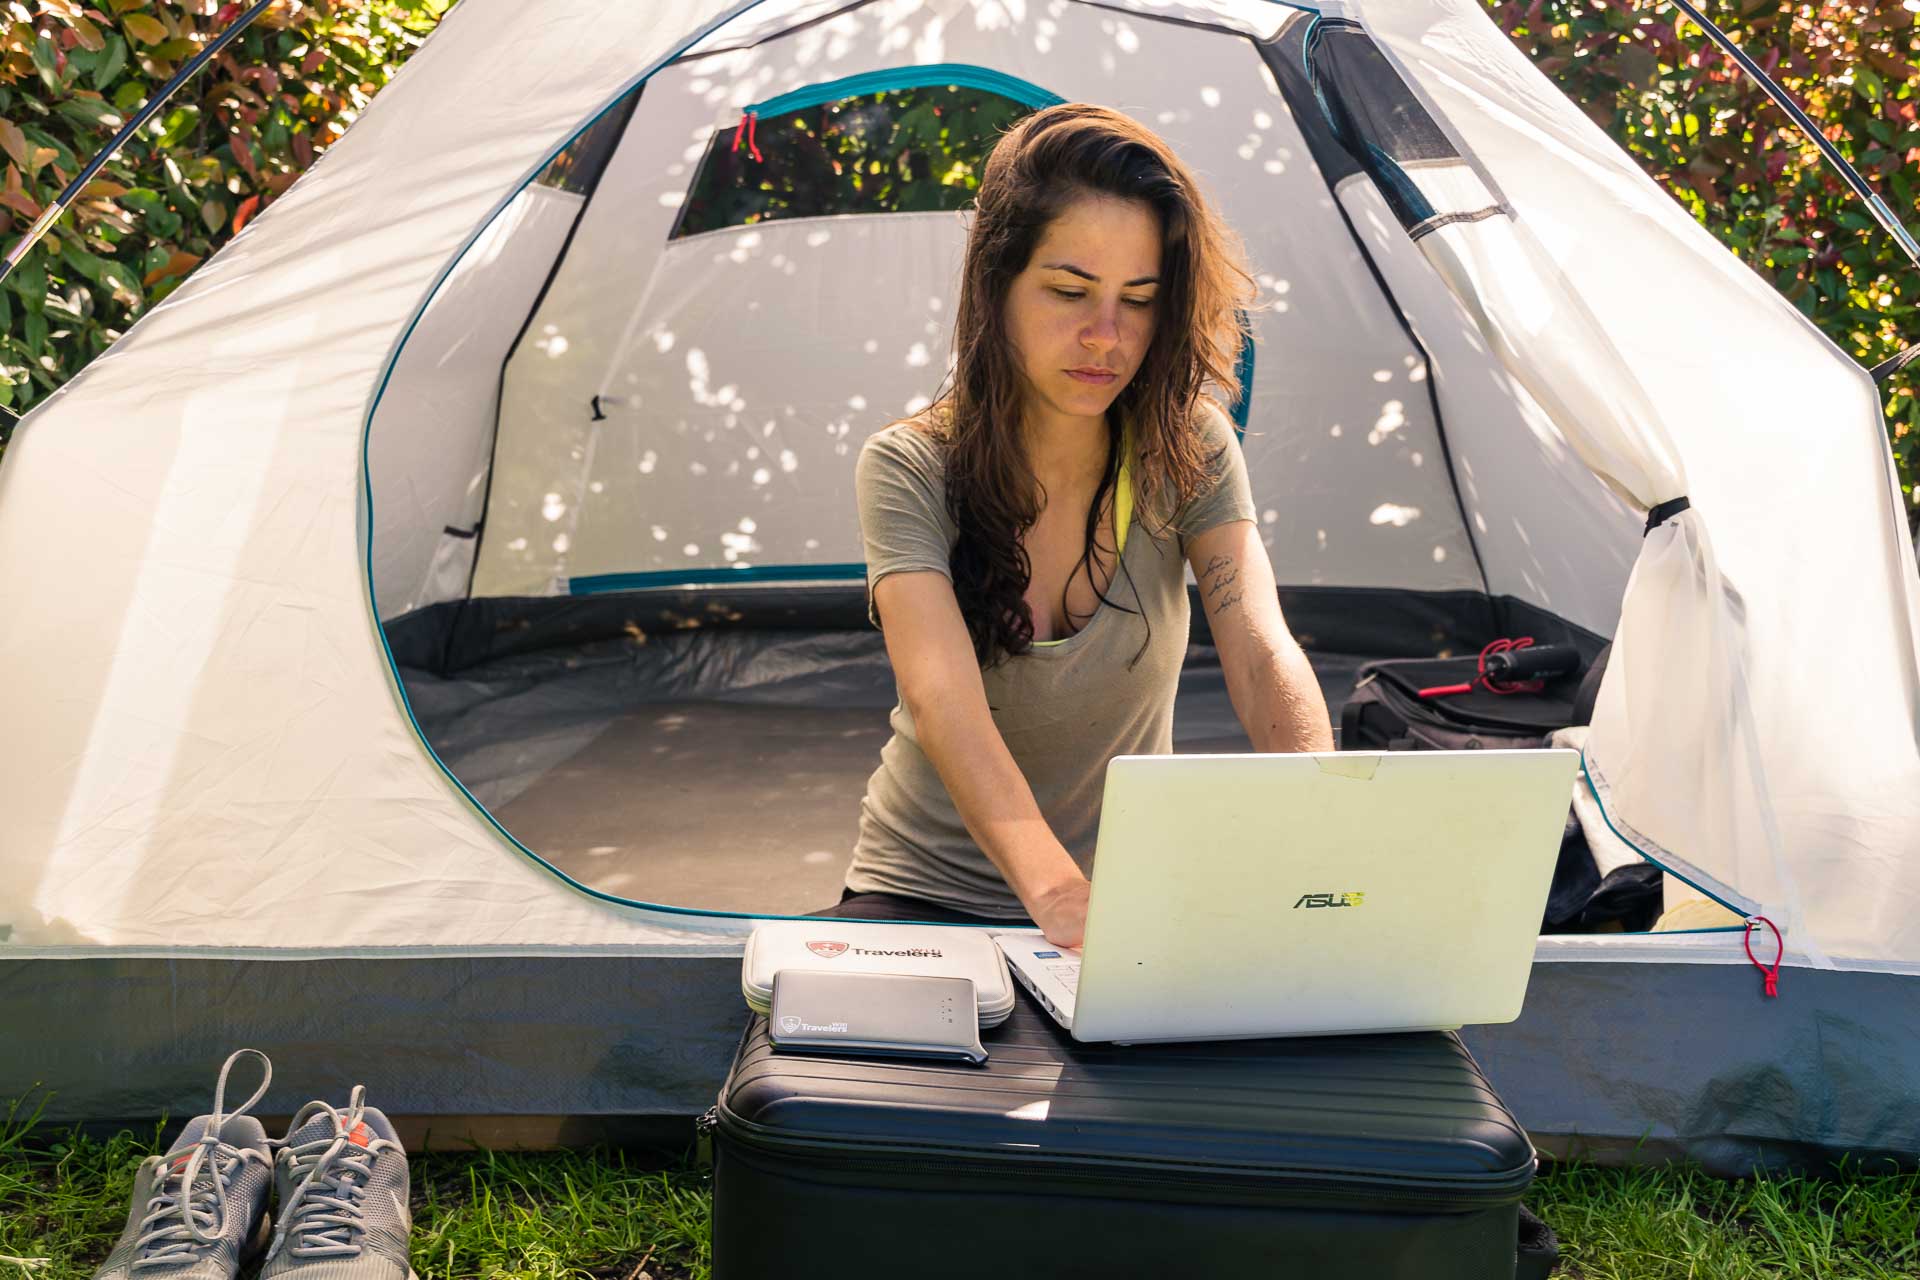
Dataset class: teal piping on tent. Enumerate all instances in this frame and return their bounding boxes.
[1230,316,1255,437]
[570,564,865,595]
[731,64,1063,165]
[359,0,932,927]
[1576,747,1750,934]
[744,64,1064,122]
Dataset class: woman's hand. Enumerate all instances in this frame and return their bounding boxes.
[1030,875,1091,949]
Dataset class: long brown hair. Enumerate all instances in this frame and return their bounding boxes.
[925,103,1258,666]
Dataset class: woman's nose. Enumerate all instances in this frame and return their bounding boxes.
[1081,309,1121,352]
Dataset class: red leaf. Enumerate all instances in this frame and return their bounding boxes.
[231,127,259,183]
[232,193,259,234]
[142,248,200,287]
[0,189,41,220]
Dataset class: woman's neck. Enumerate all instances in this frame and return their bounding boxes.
[1022,405,1111,493]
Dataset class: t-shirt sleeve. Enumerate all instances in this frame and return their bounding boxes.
[855,427,958,628]
[1172,397,1259,553]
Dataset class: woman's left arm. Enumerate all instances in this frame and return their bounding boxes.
[1187,519,1335,753]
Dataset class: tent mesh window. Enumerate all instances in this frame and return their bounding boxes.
[538,85,643,196]
[1305,19,1458,229]
[672,85,1036,239]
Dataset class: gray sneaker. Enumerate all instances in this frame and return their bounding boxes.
[92,1050,275,1280]
[262,1087,414,1280]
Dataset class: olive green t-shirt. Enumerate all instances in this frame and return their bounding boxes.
[846,404,1258,918]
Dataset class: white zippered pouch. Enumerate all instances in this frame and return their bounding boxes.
[742,920,1017,1027]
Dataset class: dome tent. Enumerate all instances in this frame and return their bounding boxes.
[1,0,1916,1169]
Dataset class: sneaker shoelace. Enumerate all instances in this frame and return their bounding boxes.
[270,1086,393,1261]
[131,1049,272,1271]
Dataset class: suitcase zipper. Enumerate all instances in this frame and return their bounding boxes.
[715,1113,1531,1208]
[695,1105,720,1171]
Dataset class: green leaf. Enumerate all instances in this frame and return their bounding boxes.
[199,197,224,232]
[30,36,62,94]
[56,96,122,130]
[13,257,46,312]
[121,13,167,45]
[93,35,127,91]
[144,206,180,238]
[44,285,86,324]
[24,309,46,358]
[156,104,197,148]
[97,259,141,311]
[111,79,145,113]
[60,241,105,283]
[0,285,13,333]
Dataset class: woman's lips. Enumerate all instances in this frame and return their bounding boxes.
[1066,368,1117,384]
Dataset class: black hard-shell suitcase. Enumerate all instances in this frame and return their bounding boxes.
[709,994,1541,1279]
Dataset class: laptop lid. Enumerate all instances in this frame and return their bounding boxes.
[1071,749,1580,1043]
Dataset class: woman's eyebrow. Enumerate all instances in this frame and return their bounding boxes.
[1041,262,1159,287]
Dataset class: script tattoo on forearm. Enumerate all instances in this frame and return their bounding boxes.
[1200,554,1244,616]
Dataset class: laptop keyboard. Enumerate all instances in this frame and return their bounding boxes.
[1046,963,1079,993]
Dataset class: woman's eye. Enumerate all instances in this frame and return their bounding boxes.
[1124,297,1154,309]
[1050,288,1086,301]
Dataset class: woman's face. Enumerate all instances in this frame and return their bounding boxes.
[1003,194,1162,431]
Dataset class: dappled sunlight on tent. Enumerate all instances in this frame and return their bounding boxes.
[3,0,1918,1168]
[355,0,1660,923]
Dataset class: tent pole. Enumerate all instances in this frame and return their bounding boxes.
[0,0,277,288]
[0,0,276,421]
[1663,1,1920,277]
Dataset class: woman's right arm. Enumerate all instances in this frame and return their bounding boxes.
[872,569,1091,946]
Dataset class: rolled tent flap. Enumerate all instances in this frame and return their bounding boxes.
[1413,215,1820,959]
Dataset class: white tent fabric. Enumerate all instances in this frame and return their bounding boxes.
[461,0,1493,604]
[0,0,770,950]
[372,184,582,616]
[1354,0,1920,963]
[0,0,1914,989]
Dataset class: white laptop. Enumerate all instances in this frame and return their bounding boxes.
[995,748,1580,1043]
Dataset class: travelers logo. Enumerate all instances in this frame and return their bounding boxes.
[1293,892,1366,909]
[777,1014,849,1034]
[806,941,849,958]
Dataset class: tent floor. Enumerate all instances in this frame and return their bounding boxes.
[400,635,1368,915]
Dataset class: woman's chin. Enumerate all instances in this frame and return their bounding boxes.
[1052,384,1123,418]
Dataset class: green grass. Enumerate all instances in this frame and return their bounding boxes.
[4,1091,1916,1280]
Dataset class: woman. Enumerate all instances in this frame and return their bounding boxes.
[831,103,1332,946]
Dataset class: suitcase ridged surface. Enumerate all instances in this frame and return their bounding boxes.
[714,995,1535,1278]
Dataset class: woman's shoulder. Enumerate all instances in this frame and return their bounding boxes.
[1189,394,1237,446]
[860,411,949,474]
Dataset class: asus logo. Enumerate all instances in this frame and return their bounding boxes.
[1294,892,1366,909]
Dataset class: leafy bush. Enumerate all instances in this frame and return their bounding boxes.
[1486,0,1920,532]
[0,0,449,450]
